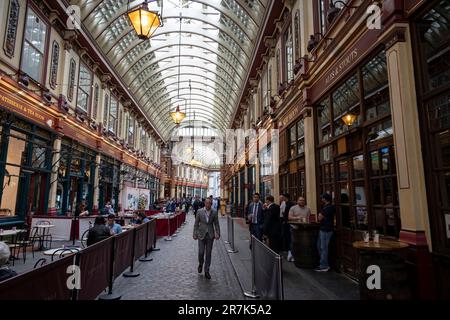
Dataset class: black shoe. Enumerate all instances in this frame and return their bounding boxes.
[198,265,203,273]
[205,272,211,279]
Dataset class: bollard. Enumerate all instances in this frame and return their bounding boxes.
[173,213,179,236]
[164,215,172,241]
[224,215,230,245]
[227,216,238,253]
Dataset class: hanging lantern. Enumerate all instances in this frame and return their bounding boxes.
[341,111,358,126]
[170,105,186,125]
[127,0,162,40]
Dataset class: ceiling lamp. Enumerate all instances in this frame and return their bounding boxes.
[170,105,186,125]
[341,111,358,126]
[127,0,162,40]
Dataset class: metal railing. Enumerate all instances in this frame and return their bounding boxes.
[244,235,284,300]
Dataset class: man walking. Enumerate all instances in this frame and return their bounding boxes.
[193,198,220,279]
[193,195,202,218]
[246,193,264,244]
[315,193,335,272]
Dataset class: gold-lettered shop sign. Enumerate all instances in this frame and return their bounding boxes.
[0,88,55,129]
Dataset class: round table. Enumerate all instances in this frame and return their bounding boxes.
[35,225,55,250]
[43,247,80,258]
[289,222,320,268]
[0,229,25,240]
[353,239,410,300]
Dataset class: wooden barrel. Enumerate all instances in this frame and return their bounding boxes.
[290,223,320,268]
[358,251,412,300]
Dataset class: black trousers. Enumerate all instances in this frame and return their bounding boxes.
[198,235,214,272]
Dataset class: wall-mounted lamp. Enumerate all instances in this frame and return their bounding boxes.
[18,74,29,87]
[327,1,359,24]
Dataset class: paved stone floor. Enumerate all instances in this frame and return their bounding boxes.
[4,214,359,300]
[112,214,244,300]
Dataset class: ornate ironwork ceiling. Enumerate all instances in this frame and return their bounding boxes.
[71,0,268,140]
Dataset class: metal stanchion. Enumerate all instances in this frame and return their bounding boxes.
[139,222,153,262]
[164,215,172,241]
[224,215,230,244]
[173,213,179,236]
[277,254,284,300]
[99,237,122,300]
[243,236,260,299]
[123,230,140,277]
[227,217,238,253]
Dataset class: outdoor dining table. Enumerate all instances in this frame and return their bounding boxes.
[43,247,81,259]
[0,229,26,241]
[353,239,410,300]
[35,224,55,250]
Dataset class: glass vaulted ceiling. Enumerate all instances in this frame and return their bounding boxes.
[72,0,268,140]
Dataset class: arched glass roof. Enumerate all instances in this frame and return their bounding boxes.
[72,0,268,140]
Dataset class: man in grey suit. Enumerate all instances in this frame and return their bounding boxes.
[193,198,220,279]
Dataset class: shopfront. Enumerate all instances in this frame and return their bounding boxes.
[286,117,306,202]
[121,164,151,212]
[98,154,120,212]
[0,109,54,226]
[57,138,96,215]
[314,49,398,277]
[411,0,450,297]
[259,143,274,200]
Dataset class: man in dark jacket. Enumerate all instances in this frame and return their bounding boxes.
[193,195,202,218]
[86,216,111,246]
[262,195,282,253]
[246,193,264,242]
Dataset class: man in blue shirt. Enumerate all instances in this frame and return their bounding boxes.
[107,214,122,235]
[315,193,335,272]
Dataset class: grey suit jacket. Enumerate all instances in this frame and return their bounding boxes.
[193,208,220,240]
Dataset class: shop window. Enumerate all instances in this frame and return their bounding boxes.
[0,123,52,219]
[317,98,331,143]
[332,74,361,135]
[284,26,294,82]
[297,119,305,155]
[108,96,118,133]
[288,124,296,158]
[352,155,364,179]
[427,92,450,130]
[128,115,135,146]
[103,94,109,128]
[1,131,27,218]
[294,10,301,61]
[76,63,92,113]
[317,0,327,36]
[276,49,281,86]
[417,1,450,92]
[141,129,147,153]
[92,84,99,120]
[21,8,47,82]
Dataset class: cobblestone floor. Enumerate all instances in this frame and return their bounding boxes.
[112,214,244,300]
